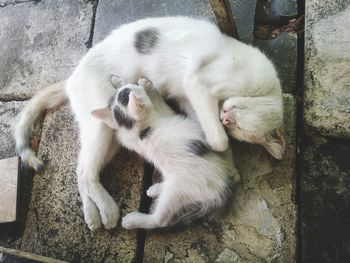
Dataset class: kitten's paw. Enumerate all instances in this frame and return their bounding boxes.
[100,200,120,230]
[122,212,145,229]
[206,126,229,152]
[138,78,153,89]
[147,183,162,198]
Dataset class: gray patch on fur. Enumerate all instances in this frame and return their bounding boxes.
[134,27,160,54]
[139,127,152,140]
[187,140,209,156]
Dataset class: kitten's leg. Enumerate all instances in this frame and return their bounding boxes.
[122,183,177,229]
[77,119,120,230]
[185,75,228,152]
[146,183,163,198]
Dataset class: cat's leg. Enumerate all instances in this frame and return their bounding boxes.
[146,183,163,198]
[185,75,228,152]
[77,119,120,230]
[122,183,177,229]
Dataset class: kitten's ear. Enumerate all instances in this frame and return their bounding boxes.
[263,129,286,160]
[91,108,115,128]
[110,75,123,88]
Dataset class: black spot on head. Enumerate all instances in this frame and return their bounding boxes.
[117,88,131,106]
[187,140,209,156]
[139,127,152,140]
[134,27,160,54]
[113,105,134,129]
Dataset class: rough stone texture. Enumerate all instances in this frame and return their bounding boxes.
[19,105,143,262]
[93,0,215,44]
[304,1,350,138]
[143,95,296,262]
[255,32,297,93]
[0,0,93,100]
[229,0,257,43]
[0,157,19,224]
[0,101,25,159]
[301,137,350,262]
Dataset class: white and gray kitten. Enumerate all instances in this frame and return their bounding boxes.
[92,78,240,229]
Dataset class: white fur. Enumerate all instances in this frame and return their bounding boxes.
[15,17,284,230]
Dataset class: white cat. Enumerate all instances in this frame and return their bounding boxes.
[15,16,285,230]
[92,78,240,229]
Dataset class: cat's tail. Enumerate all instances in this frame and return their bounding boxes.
[15,80,68,171]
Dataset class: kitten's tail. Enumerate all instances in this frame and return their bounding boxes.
[15,81,68,171]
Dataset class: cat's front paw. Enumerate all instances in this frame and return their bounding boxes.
[99,199,120,230]
[122,212,146,229]
[206,125,229,152]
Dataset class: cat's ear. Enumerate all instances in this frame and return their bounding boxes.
[91,108,115,128]
[263,129,286,160]
[110,75,123,88]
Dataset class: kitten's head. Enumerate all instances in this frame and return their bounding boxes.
[91,78,153,129]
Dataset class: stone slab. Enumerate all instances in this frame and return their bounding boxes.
[0,157,19,224]
[229,0,257,43]
[143,94,296,262]
[93,0,215,44]
[255,32,297,93]
[301,137,350,262]
[19,105,143,262]
[0,0,93,100]
[304,2,350,138]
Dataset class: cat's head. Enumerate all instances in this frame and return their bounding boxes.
[91,78,153,129]
[220,97,285,160]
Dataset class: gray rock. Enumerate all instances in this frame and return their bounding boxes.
[301,137,350,262]
[305,2,350,138]
[143,94,296,262]
[228,0,257,43]
[19,105,143,262]
[0,0,93,100]
[93,0,215,44]
[255,32,297,93]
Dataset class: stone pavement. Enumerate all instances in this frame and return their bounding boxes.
[301,1,350,262]
[0,0,301,262]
